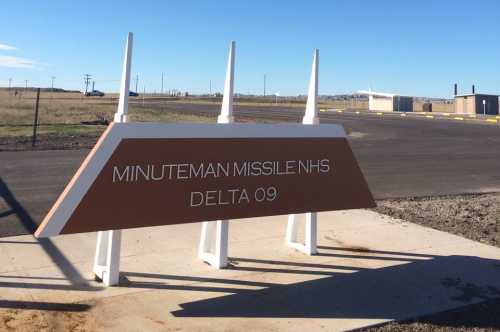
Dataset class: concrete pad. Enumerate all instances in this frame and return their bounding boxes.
[1,210,500,331]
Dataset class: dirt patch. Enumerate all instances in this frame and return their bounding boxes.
[373,193,500,247]
[0,306,96,332]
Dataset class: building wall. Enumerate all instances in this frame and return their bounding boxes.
[454,96,475,114]
[370,97,393,111]
[454,95,499,115]
[474,95,499,115]
[454,97,464,113]
[466,96,475,114]
[393,96,413,112]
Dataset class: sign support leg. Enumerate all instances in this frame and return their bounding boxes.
[93,230,122,286]
[286,213,317,255]
[286,214,298,244]
[305,212,317,254]
[286,48,320,256]
[199,220,228,268]
[198,41,235,269]
[92,32,133,286]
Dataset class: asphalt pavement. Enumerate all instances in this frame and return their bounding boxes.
[1,103,499,237]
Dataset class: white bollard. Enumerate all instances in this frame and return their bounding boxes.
[198,41,235,269]
[286,49,319,255]
[93,32,133,286]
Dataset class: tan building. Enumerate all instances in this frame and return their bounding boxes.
[454,94,499,115]
[358,90,413,112]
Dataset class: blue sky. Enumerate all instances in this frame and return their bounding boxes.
[1,0,500,97]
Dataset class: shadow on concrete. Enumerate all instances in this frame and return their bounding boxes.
[121,271,276,294]
[0,300,90,312]
[160,248,500,330]
[317,245,435,258]
[123,271,275,288]
[0,177,98,293]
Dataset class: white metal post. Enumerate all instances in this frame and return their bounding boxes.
[198,41,235,269]
[286,49,319,255]
[93,32,133,286]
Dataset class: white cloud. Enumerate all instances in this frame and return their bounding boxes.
[0,55,36,68]
[0,44,17,51]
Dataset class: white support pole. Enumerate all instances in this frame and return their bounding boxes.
[286,48,319,255]
[114,32,133,123]
[198,41,235,269]
[302,49,319,125]
[93,32,133,286]
[218,41,235,124]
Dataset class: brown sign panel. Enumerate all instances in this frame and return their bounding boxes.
[35,123,375,237]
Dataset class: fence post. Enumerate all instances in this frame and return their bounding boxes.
[32,88,41,148]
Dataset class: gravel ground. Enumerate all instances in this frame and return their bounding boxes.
[363,298,500,332]
[374,194,500,248]
[366,193,500,332]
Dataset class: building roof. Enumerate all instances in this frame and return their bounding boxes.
[357,90,412,98]
[358,90,395,97]
[455,93,499,98]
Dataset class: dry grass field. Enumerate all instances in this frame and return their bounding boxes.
[0,90,454,139]
[0,91,215,137]
[0,90,346,138]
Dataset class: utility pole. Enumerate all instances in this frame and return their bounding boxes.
[25,80,28,90]
[84,74,92,94]
[8,78,12,94]
[51,76,56,92]
[161,72,164,95]
[92,81,95,91]
[209,80,212,96]
[263,74,266,97]
[135,74,139,92]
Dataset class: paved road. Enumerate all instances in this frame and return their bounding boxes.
[1,104,499,237]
